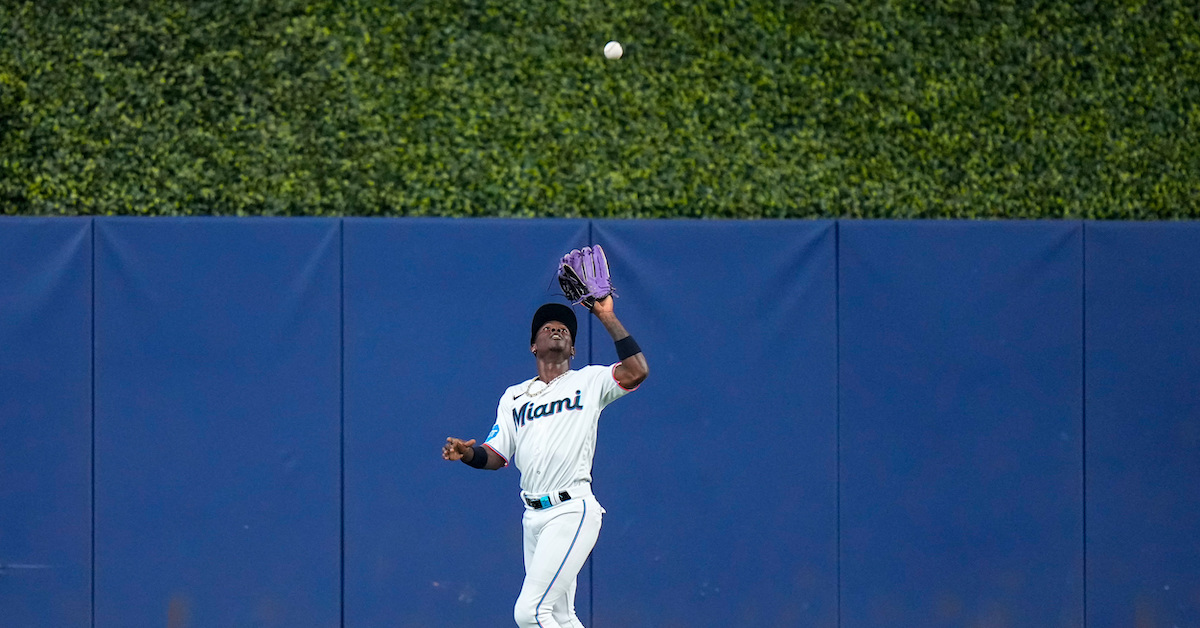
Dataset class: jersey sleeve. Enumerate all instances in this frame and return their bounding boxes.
[592,363,639,409]
[482,393,516,466]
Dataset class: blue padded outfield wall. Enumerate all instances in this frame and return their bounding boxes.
[1085,223,1200,628]
[92,219,342,627]
[0,219,92,627]
[589,222,837,628]
[1,218,1197,628]
[839,223,1084,627]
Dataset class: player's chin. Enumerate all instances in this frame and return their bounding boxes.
[541,342,572,356]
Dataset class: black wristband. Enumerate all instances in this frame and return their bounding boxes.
[614,335,642,361]
[464,445,489,469]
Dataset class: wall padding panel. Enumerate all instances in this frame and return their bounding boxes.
[1085,222,1200,628]
[94,218,341,627]
[591,220,839,628]
[839,221,1084,628]
[0,218,93,627]
[342,219,589,627]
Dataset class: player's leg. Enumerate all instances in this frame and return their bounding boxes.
[522,518,586,627]
[522,509,538,573]
[514,514,596,628]
[513,500,601,628]
[550,576,583,628]
[516,508,544,627]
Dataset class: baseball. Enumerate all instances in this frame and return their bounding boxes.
[604,41,623,60]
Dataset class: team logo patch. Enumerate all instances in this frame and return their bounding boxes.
[486,425,500,442]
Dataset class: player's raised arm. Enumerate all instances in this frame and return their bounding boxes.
[557,245,647,390]
[589,296,648,390]
[442,437,505,471]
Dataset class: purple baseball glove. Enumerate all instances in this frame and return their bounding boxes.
[558,245,614,308]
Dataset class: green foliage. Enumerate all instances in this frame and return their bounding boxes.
[1,0,1198,217]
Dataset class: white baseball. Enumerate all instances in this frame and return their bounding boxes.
[604,41,623,60]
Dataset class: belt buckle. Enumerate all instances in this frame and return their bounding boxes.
[538,496,552,509]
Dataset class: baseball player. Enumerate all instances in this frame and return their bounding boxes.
[442,296,648,628]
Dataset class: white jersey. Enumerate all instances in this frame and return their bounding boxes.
[483,363,636,495]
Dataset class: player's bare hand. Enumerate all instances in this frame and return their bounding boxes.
[442,437,476,461]
[589,295,615,318]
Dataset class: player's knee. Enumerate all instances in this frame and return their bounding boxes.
[514,595,554,628]
[513,598,538,627]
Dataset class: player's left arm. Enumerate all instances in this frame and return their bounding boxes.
[589,296,648,389]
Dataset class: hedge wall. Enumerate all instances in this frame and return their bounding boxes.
[2,0,1198,217]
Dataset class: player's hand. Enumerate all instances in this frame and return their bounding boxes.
[442,437,476,461]
[589,295,614,318]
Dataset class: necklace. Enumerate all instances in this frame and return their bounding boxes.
[526,370,570,398]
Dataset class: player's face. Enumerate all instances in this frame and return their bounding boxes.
[532,321,574,356]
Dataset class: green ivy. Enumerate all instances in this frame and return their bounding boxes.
[2,0,1198,217]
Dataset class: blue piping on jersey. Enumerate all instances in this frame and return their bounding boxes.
[536,501,587,628]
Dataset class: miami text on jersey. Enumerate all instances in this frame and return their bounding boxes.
[512,391,584,429]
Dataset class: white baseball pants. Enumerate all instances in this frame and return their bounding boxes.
[513,494,604,628]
